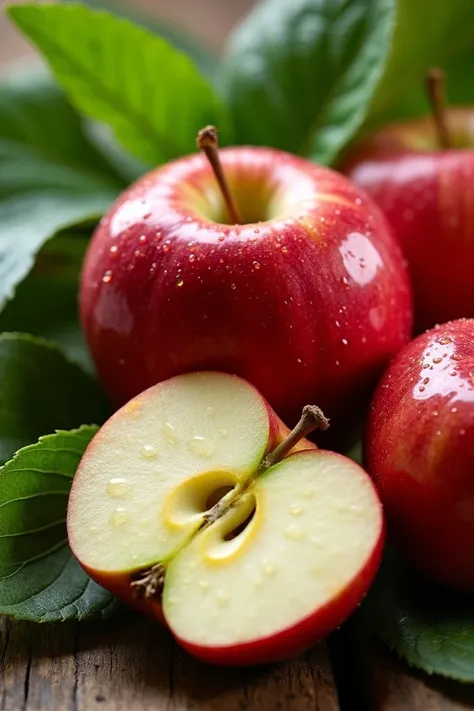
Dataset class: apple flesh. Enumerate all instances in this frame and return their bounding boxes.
[365,319,474,589]
[80,146,412,446]
[67,372,384,665]
[343,109,474,332]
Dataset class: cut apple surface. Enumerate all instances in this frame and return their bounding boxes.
[67,372,384,665]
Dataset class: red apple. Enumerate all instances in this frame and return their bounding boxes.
[80,143,412,444]
[67,371,384,665]
[365,318,474,589]
[343,107,474,332]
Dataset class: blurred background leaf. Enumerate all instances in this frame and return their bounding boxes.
[219,0,396,165]
[366,0,474,127]
[8,4,231,165]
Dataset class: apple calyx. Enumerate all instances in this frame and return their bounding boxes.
[127,403,329,601]
[425,67,451,150]
[131,562,166,599]
[196,125,242,224]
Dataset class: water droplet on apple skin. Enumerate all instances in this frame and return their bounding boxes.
[188,436,214,457]
[284,524,304,540]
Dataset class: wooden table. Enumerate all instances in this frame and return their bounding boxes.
[2,616,474,710]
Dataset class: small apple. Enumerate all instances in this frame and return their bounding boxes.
[365,319,474,590]
[67,371,384,666]
[343,69,474,332]
[80,127,412,446]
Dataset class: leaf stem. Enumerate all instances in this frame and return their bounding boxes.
[197,126,242,224]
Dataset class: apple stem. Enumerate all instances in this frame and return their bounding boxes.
[130,562,165,599]
[260,405,329,472]
[197,125,242,224]
[426,67,451,150]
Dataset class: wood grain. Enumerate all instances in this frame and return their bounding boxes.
[0,616,340,711]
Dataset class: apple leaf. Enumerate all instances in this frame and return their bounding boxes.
[363,552,474,682]
[0,68,122,311]
[0,333,110,465]
[67,0,216,77]
[0,426,121,622]
[367,0,474,125]
[219,0,396,165]
[0,233,92,372]
[8,4,230,165]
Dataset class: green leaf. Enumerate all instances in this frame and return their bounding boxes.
[363,552,474,682]
[368,0,474,125]
[219,0,396,165]
[0,427,120,622]
[0,68,122,310]
[0,333,109,464]
[8,4,230,165]
[0,233,92,371]
[69,0,216,77]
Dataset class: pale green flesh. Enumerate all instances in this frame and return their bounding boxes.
[163,452,381,647]
[68,372,270,572]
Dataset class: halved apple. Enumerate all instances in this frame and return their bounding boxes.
[67,372,383,665]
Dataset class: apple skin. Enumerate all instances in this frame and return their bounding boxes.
[365,318,474,589]
[342,109,474,333]
[80,147,412,446]
[71,384,318,631]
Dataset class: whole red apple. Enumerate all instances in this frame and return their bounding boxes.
[365,318,474,589]
[343,107,474,333]
[80,142,412,442]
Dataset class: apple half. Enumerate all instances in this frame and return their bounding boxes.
[67,372,384,665]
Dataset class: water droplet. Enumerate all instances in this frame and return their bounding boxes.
[355,197,362,206]
[139,234,147,243]
[188,254,195,262]
[106,477,131,498]
[335,360,340,367]
[439,337,452,345]
[188,436,214,457]
[218,234,225,242]
[163,422,179,443]
[433,357,443,364]
[262,559,276,576]
[141,444,157,459]
[110,507,129,527]
[216,589,229,606]
[342,338,349,346]
[460,429,466,436]
[284,524,304,540]
[289,504,303,516]
[89,525,98,533]
[419,386,425,392]
[102,270,113,283]
[110,245,118,254]
[253,260,260,270]
[451,407,458,414]
[281,246,288,254]
[176,277,184,287]
[230,283,237,290]
[335,320,341,328]
[423,377,430,385]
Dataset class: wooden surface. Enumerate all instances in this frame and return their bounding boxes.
[2,617,474,711]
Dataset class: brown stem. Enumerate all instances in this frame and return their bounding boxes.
[130,563,165,599]
[197,125,242,224]
[425,67,451,150]
[260,405,329,472]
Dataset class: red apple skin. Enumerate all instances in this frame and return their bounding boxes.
[80,147,412,445]
[69,378,318,630]
[173,458,385,666]
[342,110,474,333]
[365,319,474,589]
